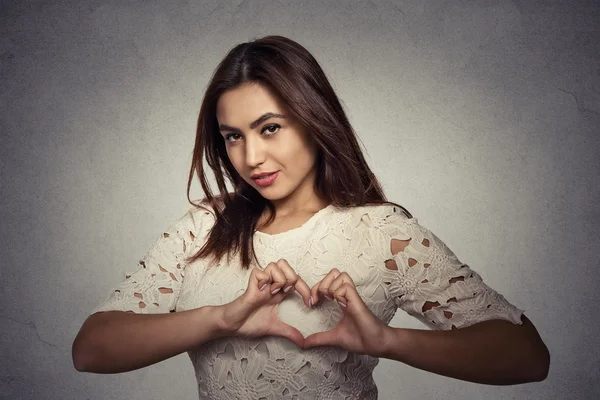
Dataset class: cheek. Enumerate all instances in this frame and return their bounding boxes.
[226,148,244,173]
[297,137,317,165]
[286,143,316,173]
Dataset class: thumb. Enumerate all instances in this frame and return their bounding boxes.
[303,329,338,349]
[269,320,305,349]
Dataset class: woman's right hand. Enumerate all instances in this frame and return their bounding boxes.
[217,259,312,348]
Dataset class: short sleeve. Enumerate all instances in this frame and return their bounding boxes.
[376,206,524,330]
[90,206,212,315]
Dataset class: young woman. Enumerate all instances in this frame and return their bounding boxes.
[72,35,550,399]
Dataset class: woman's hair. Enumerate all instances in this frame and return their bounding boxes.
[185,35,410,269]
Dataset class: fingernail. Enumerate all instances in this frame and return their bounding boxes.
[337,300,347,308]
[284,285,293,293]
[324,294,333,301]
[260,283,267,291]
[309,297,313,307]
[271,287,281,295]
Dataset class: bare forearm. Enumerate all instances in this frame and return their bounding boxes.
[381,316,550,385]
[72,306,226,373]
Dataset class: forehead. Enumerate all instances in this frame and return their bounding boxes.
[216,82,286,123]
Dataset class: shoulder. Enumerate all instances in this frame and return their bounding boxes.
[186,199,218,228]
[320,203,416,261]
[341,203,416,234]
[323,203,418,251]
[165,199,217,239]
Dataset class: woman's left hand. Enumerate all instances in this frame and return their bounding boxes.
[302,268,392,357]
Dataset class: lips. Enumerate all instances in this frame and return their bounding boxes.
[251,171,278,179]
[252,171,279,187]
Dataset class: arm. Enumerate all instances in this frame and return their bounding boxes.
[381,314,550,384]
[73,206,218,373]
[375,206,550,384]
[72,307,226,373]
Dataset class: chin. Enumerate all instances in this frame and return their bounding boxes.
[255,188,284,200]
[254,186,294,202]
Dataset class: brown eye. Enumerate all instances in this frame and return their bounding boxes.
[262,124,280,135]
[225,133,242,142]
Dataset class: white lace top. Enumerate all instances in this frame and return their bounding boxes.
[91,203,524,399]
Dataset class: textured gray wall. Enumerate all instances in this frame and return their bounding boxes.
[1,1,599,399]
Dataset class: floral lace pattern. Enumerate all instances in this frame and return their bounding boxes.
[90,205,214,315]
[91,203,524,399]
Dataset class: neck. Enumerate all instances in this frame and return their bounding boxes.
[270,195,330,217]
[268,167,329,216]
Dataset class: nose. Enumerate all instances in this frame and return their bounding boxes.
[244,134,266,168]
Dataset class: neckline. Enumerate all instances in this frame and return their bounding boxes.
[254,203,335,238]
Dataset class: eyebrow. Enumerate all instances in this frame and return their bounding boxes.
[218,112,286,133]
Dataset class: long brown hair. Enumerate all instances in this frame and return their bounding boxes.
[185,35,410,269]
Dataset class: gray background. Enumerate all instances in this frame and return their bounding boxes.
[1,0,599,399]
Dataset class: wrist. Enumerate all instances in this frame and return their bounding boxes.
[380,325,409,360]
[211,302,247,338]
[194,305,230,339]
[214,305,235,337]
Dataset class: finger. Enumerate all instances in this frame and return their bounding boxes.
[274,259,298,291]
[275,259,304,293]
[270,320,305,349]
[312,268,341,306]
[293,276,312,308]
[332,282,363,312]
[332,283,349,309]
[328,272,355,297]
[251,267,272,293]
[308,280,320,308]
[303,329,338,349]
[275,259,312,307]
[264,262,287,294]
[244,269,276,308]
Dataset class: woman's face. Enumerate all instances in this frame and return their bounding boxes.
[216,82,319,205]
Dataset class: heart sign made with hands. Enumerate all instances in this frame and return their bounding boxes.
[219,259,391,357]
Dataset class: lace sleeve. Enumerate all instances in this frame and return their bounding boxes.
[90,206,206,315]
[378,207,524,330]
